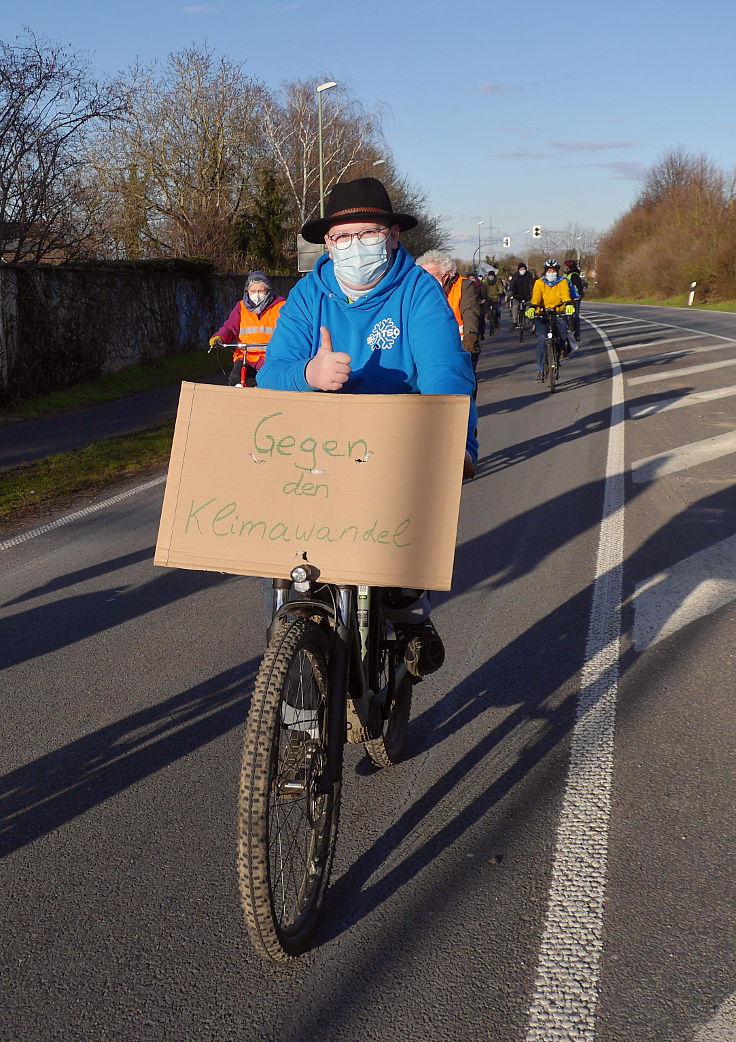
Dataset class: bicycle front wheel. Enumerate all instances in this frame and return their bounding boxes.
[237,617,340,962]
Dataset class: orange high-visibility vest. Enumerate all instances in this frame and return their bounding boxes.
[446,277,468,335]
[235,298,285,365]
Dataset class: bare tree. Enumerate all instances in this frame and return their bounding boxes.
[262,78,387,232]
[0,30,128,262]
[89,44,268,266]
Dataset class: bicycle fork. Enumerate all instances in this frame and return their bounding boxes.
[317,585,352,794]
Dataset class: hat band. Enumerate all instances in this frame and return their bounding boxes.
[328,205,392,219]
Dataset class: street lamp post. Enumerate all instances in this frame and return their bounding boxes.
[316,81,337,219]
[478,221,484,271]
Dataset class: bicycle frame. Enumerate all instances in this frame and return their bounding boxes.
[518,300,531,340]
[536,304,572,391]
[265,577,400,795]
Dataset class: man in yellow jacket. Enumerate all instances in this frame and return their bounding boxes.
[526,258,576,381]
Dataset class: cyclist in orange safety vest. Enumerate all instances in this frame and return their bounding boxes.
[416,250,481,369]
[209,271,286,386]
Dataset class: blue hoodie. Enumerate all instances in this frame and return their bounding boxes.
[256,245,478,461]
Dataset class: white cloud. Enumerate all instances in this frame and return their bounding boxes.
[479,82,513,94]
[497,149,550,160]
[549,140,637,152]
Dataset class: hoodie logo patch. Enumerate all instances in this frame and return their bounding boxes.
[367,318,400,351]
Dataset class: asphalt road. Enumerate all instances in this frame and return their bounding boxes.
[0,373,224,473]
[1,303,734,1042]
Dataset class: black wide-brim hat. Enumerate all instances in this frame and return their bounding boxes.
[300,177,418,244]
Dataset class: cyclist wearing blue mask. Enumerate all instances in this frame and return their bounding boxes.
[527,258,576,381]
[257,176,478,677]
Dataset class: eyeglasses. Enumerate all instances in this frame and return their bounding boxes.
[327,227,390,250]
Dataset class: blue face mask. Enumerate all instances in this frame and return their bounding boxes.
[331,237,392,289]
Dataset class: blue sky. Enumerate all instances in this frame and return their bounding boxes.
[6,0,736,258]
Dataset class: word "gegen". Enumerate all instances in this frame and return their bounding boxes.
[252,411,370,473]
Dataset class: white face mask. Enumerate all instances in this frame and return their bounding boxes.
[519,268,527,276]
[249,291,267,305]
[544,271,557,283]
[331,237,392,289]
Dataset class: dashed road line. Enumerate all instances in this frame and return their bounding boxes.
[627,357,736,385]
[0,476,166,552]
[631,429,736,483]
[620,349,694,367]
[629,384,736,419]
[631,534,736,650]
[620,343,735,367]
[693,990,736,1042]
[614,333,710,351]
[525,317,624,1042]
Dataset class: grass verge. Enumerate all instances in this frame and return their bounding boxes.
[587,294,736,311]
[0,424,173,530]
[1,348,229,421]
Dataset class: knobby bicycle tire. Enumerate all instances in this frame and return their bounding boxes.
[547,337,558,393]
[363,609,413,767]
[237,617,340,962]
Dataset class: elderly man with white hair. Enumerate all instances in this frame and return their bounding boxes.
[416,248,482,373]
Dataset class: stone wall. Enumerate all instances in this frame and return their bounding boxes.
[0,263,299,402]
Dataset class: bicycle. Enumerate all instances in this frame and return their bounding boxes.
[517,301,532,343]
[533,304,573,394]
[237,570,417,962]
[487,300,501,337]
[208,340,263,387]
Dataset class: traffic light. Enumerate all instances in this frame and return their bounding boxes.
[532,225,542,238]
[503,236,511,248]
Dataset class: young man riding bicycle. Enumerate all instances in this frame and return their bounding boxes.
[526,258,576,381]
[257,176,478,678]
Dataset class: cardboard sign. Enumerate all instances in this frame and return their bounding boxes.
[154,383,469,590]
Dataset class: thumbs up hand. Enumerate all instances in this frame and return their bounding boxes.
[305,327,351,391]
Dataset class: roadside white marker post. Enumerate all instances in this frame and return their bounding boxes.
[688,280,697,306]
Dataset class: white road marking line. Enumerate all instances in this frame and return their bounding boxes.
[592,319,640,326]
[627,357,736,385]
[525,318,624,1042]
[631,535,736,650]
[584,309,736,344]
[620,349,691,366]
[631,430,736,483]
[629,384,736,419]
[693,990,736,1041]
[0,476,166,552]
[615,333,708,350]
[620,343,734,367]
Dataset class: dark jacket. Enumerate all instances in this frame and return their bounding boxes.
[566,268,585,298]
[509,270,535,301]
[446,275,481,352]
[484,275,505,302]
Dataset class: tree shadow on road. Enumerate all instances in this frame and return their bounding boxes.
[0,567,244,669]
[0,659,256,858]
[2,547,155,608]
